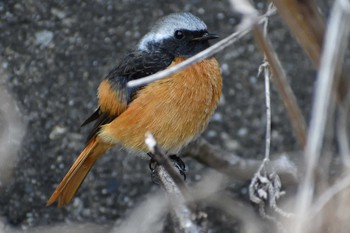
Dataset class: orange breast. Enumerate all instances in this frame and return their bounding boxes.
[99,57,222,153]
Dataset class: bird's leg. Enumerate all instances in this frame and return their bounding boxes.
[147,152,160,184]
[169,154,187,180]
[147,153,187,181]
[147,152,158,171]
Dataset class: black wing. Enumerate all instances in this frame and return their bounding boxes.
[106,50,174,101]
[82,50,174,143]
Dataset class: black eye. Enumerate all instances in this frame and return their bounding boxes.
[174,30,184,40]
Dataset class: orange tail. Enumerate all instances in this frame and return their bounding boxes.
[47,137,111,207]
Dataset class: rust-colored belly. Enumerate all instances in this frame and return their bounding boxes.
[100,57,222,153]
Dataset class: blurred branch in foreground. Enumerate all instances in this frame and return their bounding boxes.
[294,0,350,232]
[271,0,349,102]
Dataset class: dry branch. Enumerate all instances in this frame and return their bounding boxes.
[183,138,298,185]
[253,25,307,147]
[145,133,204,233]
[269,0,324,67]
[271,0,349,102]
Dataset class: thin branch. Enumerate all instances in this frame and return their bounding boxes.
[271,0,349,102]
[253,25,307,147]
[262,16,271,163]
[157,166,201,233]
[263,66,271,161]
[269,0,324,67]
[127,8,276,88]
[183,138,298,185]
[229,2,296,223]
[145,133,202,233]
[146,132,187,191]
[294,0,350,232]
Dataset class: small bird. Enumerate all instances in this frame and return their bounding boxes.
[47,12,222,207]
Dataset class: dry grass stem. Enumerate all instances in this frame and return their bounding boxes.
[253,25,307,147]
[269,0,324,67]
[294,0,350,232]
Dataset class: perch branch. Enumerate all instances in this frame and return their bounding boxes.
[145,133,203,233]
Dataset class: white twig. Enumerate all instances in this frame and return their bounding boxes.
[263,65,271,161]
[249,2,272,205]
[294,0,350,232]
[145,132,157,154]
[144,132,201,233]
[157,166,200,233]
[128,8,276,88]
[253,8,308,147]
[259,3,275,162]
[248,4,295,225]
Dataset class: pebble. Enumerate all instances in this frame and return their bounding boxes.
[35,30,54,47]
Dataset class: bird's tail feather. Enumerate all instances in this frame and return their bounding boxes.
[47,137,110,207]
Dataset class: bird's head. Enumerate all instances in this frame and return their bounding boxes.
[138,12,218,57]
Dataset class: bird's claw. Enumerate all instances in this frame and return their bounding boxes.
[147,153,187,181]
[169,154,187,180]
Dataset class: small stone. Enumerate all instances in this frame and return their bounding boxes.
[212,112,223,122]
[35,30,54,47]
[238,127,248,137]
[49,125,67,140]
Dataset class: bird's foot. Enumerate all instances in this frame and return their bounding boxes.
[147,153,187,181]
[148,153,160,184]
[169,154,187,180]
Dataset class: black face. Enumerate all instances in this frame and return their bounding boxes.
[151,29,218,57]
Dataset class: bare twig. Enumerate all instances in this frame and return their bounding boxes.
[261,15,272,162]
[239,3,295,223]
[145,133,202,233]
[128,8,276,88]
[253,25,307,147]
[269,0,324,67]
[183,138,298,185]
[157,166,201,233]
[294,0,350,232]
[233,0,308,148]
[271,0,349,102]
[145,132,187,191]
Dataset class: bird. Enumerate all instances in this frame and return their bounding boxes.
[47,12,222,207]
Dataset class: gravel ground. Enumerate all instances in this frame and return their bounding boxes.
[0,0,333,232]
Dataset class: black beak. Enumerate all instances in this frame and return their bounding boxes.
[192,32,219,41]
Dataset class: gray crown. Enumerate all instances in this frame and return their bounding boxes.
[138,12,207,51]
